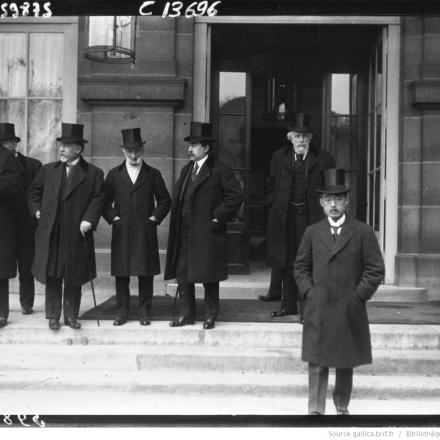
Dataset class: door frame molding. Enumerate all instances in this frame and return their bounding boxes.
[193,16,400,283]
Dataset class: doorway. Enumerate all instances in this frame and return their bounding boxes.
[200,20,399,281]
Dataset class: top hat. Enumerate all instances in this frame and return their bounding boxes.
[287,113,312,133]
[316,168,351,194]
[120,128,146,150]
[184,122,216,143]
[56,123,88,144]
[0,123,21,142]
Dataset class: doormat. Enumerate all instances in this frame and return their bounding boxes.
[79,295,440,325]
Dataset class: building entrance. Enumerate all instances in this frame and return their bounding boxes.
[207,22,398,278]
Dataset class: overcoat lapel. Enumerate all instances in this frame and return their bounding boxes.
[188,161,211,196]
[318,220,335,253]
[64,159,86,200]
[52,162,64,197]
[131,162,149,193]
[331,218,355,257]
[283,147,293,174]
[177,162,193,205]
[118,162,134,188]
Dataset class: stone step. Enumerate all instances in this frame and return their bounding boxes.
[0,389,438,416]
[1,320,440,351]
[1,344,439,376]
[0,370,438,401]
[165,282,428,302]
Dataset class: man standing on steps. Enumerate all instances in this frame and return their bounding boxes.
[0,125,24,328]
[103,128,171,327]
[164,122,242,330]
[0,123,42,316]
[265,113,335,321]
[28,123,105,331]
[294,169,385,415]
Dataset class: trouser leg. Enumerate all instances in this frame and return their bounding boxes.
[268,267,282,297]
[0,279,9,319]
[281,264,298,313]
[18,264,35,310]
[177,278,196,320]
[115,276,130,320]
[308,363,329,415]
[45,277,62,320]
[333,368,353,411]
[204,282,219,320]
[138,276,153,318]
[63,285,82,321]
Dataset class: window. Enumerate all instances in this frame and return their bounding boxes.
[0,20,77,164]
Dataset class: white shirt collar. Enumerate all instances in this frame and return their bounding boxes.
[125,159,142,169]
[293,147,309,161]
[67,157,80,167]
[193,154,209,174]
[328,214,346,228]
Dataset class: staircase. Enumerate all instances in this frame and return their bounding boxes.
[0,301,439,416]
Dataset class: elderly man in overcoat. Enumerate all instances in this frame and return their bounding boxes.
[294,169,385,415]
[0,126,24,328]
[164,122,242,330]
[0,123,42,315]
[265,113,335,319]
[103,128,171,326]
[28,123,105,330]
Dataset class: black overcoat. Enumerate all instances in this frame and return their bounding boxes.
[103,161,171,277]
[266,144,335,268]
[15,152,42,270]
[28,157,105,286]
[164,154,242,283]
[0,145,24,279]
[294,217,385,368]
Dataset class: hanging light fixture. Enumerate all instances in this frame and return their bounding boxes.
[264,77,296,121]
[84,16,137,64]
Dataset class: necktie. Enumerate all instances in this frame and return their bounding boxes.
[191,161,199,182]
[331,226,339,240]
[65,162,71,177]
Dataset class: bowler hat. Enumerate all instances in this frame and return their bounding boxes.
[120,128,146,150]
[0,123,21,142]
[316,168,351,194]
[287,113,312,133]
[184,122,216,143]
[56,123,88,144]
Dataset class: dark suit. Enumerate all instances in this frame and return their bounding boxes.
[0,145,24,319]
[28,157,105,321]
[15,152,42,310]
[266,144,335,312]
[103,160,171,319]
[164,154,242,320]
[294,216,385,414]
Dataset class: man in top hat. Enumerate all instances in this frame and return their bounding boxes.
[294,169,385,415]
[0,123,42,316]
[264,113,335,320]
[0,124,25,328]
[28,123,105,330]
[102,128,171,326]
[164,122,242,330]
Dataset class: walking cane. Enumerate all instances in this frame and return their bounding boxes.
[83,232,100,327]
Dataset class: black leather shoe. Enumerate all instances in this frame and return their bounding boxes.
[310,411,323,416]
[48,319,60,330]
[22,307,33,315]
[140,317,151,326]
[64,319,81,329]
[0,317,7,328]
[336,407,350,415]
[169,316,195,327]
[113,318,127,326]
[258,293,282,302]
[203,318,216,330]
[271,309,297,317]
